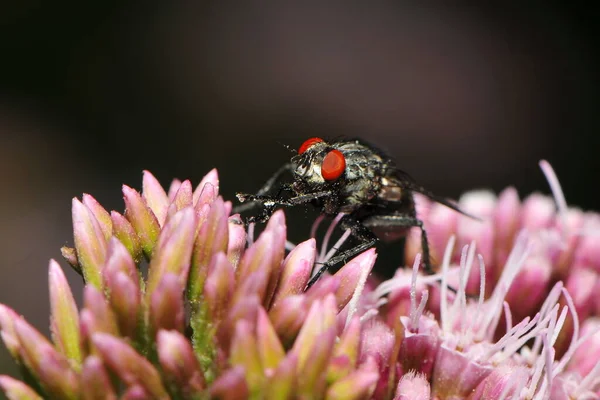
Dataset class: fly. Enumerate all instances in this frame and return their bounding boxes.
[235,137,479,289]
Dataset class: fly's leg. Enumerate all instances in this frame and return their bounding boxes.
[305,216,377,290]
[362,214,434,275]
[233,163,293,214]
[237,190,334,223]
[362,214,466,295]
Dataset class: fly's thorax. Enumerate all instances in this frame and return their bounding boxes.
[332,141,385,211]
[378,176,403,202]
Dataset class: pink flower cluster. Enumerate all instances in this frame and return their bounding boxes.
[0,165,598,399]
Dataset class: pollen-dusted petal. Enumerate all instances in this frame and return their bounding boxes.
[292,295,337,396]
[142,170,169,226]
[150,273,185,335]
[256,307,285,372]
[146,207,197,301]
[430,344,493,399]
[230,320,264,393]
[325,366,379,400]
[272,239,316,306]
[110,211,143,263]
[505,255,552,321]
[0,375,43,400]
[394,371,430,400]
[14,318,80,399]
[193,168,220,206]
[92,333,169,399]
[269,294,309,346]
[0,304,21,360]
[48,260,82,369]
[81,356,117,400]
[204,252,236,323]
[122,184,161,259]
[226,214,246,269]
[209,366,249,400]
[72,197,107,288]
[265,353,297,400]
[188,197,229,302]
[333,248,377,311]
[82,194,112,241]
[469,364,528,400]
[157,330,205,395]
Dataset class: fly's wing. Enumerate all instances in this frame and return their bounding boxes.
[390,168,482,221]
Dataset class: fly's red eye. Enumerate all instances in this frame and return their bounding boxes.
[298,137,324,154]
[321,150,346,181]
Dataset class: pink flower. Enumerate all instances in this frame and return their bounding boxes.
[1,162,599,399]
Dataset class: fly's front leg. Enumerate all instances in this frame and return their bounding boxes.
[362,214,433,275]
[233,163,293,214]
[238,190,334,224]
[305,216,378,290]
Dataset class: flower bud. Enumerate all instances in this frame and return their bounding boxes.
[157,330,205,396]
[122,184,161,258]
[72,197,107,288]
[92,333,169,399]
[49,260,82,368]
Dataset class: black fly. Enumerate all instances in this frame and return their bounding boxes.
[235,137,478,289]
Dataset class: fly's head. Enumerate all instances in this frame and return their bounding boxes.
[290,137,347,195]
[290,137,385,213]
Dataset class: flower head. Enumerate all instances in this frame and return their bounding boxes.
[1,163,600,399]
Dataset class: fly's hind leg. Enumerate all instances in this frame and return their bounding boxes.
[305,216,378,290]
[362,214,434,275]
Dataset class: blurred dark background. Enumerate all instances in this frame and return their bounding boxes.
[1,2,599,381]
